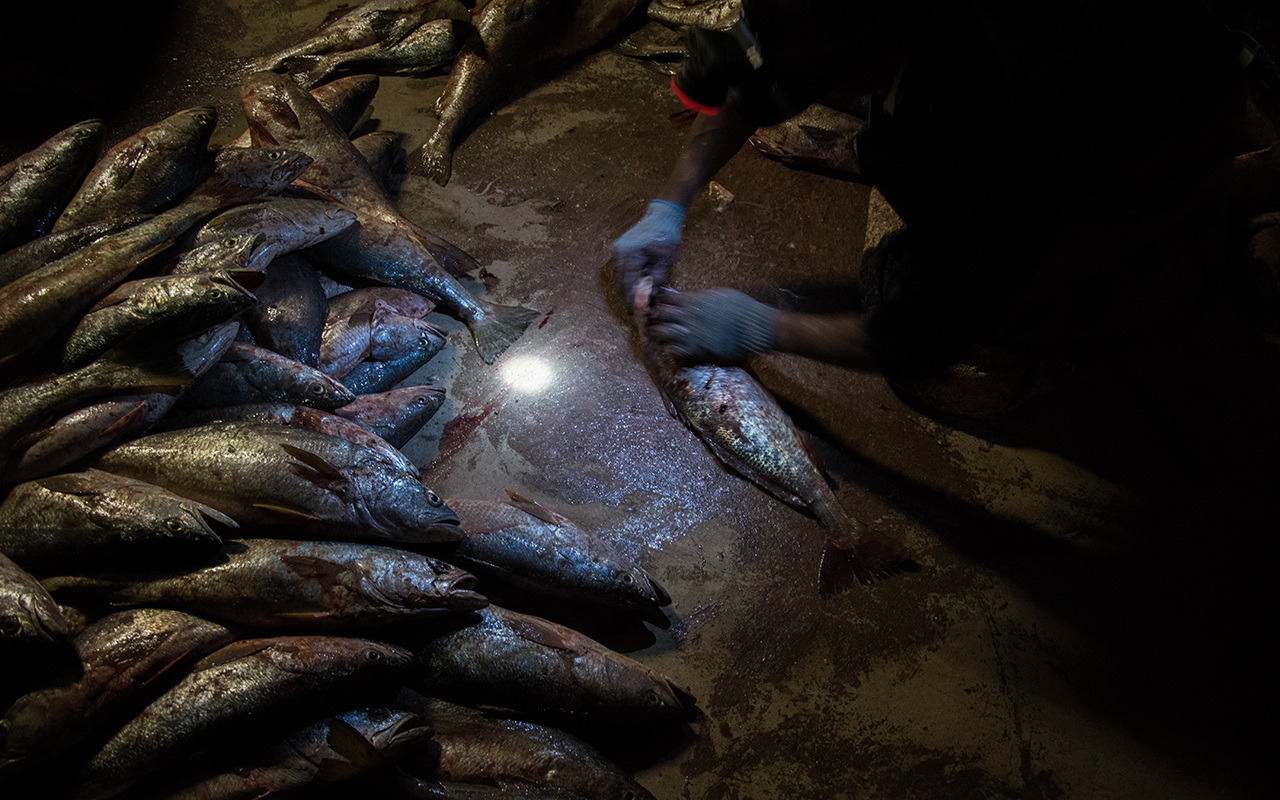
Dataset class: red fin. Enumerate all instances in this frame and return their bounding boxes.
[818,528,909,597]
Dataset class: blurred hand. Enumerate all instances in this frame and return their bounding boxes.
[613,200,685,302]
[649,287,779,363]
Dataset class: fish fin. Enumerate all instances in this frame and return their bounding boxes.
[34,473,103,496]
[192,639,275,670]
[100,399,153,437]
[467,301,540,365]
[504,613,578,652]
[503,490,566,527]
[317,719,385,782]
[281,554,349,583]
[280,443,346,481]
[405,137,453,187]
[797,124,843,147]
[818,527,910,597]
[252,503,319,521]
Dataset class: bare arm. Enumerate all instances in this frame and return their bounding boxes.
[772,310,879,371]
[656,90,760,208]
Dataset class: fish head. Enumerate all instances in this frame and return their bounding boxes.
[607,566,672,609]
[610,666,698,722]
[213,146,314,192]
[349,462,464,543]
[336,709,432,758]
[1,591,69,644]
[158,500,236,545]
[297,374,357,410]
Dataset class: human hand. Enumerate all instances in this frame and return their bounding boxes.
[648,287,779,363]
[613,200,685,302]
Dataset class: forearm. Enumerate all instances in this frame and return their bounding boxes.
[656,92,760,208]
[771,310,879,371]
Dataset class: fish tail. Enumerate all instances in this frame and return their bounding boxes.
[287,55,330,89]
[467,300,540,365]
[818,526,909,597]
[406,134,454,187]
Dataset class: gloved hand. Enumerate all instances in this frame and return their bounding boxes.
[613,200,686,302]
[648,288,779,363]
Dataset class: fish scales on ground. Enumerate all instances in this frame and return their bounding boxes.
[41,538,487,629]
[185,199,359,273]
[446,492,671,611]
[51,107,217,235]
[634,281,907,593]
[0,120,103,252]
[0,470,231,573]
[0,552,69,645]
[407,0,642,187]
[293,16,466,89]
[145,707,431,800]
[89,420,463,543]
[0,323,240,484]
[61,635,413,800]
[0,215,151,289]
[53,269,262,372]
[331,385,446,448]
[242,255,329,367]
[239,69,539,364]
[395,693,658,800]
[0,609,234,777]
[412,604,696,721]
[180,340,355,410]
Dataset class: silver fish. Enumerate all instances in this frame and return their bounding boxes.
[0,120,103,251]
[0,552,69,644]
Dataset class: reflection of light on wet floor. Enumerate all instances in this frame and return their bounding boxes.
[501,355,554,394]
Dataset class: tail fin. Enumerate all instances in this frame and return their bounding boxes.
[818,527,909,597]
[405,136,453,187]
[287,54,333,90]
[467,300,540,365]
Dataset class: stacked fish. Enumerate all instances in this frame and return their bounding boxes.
[0,69,689,800]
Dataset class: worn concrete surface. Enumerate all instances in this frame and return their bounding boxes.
[4,2,1276,798]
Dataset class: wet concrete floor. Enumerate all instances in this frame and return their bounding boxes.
[3,2,1276,798]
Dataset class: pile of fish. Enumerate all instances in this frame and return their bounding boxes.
[1,66,689,799]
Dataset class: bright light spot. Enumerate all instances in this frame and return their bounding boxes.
[502,356,554,394]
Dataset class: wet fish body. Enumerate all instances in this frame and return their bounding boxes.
[646,0,741,30]
[249,0,449,73]
[0,551,69,644]
[322,306,447,378]
[338,318,447,394]
[42,538,487,629]
[163,233,266,276]
[0,609,234,775]
[52,107,217,233]
[189,199,358,272]
[293,17,465,88]
[447,492,671,610]
[243,254,328,366]
[0,214,152,288]
[0,120,103,252]
[90,420,463,543]
[332,385,446,447]
[227,74,384,149]
[0,470,231,572]
[413,604,696,720]
[182,340,355,410]
[353,130,404,189]
[70,635,414,800]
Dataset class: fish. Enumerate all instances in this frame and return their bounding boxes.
[406,0,642,187]
[162,232,266,276]
[331,385,446,448]
[292,17,466,89]
[352,130,404,190]
[0,470,231,573]
[227,74,384,149]
[247,0,453,74]
[396,693,658,800]
[159,401,421,479]
[412,604,696,720]
[634,280,907,593]
[0,609,234,776]
[322,305,447,378]
[240,68,539,364]
[0,552,69,645]
[52,107,217,233]
[338,318,447,394]
[89,420,464,543]
[152,708,432,800]
[0,147,312,374]
[0,214,153,289]
[42,538,487,629]
[446,491,671,610]
[645,0,741,30]
[67,635,414,800]
[53,269,262,372]
[181,340,356,410]
[0,120,103,252]
[242,254,328,366]
[186,199,359,272]
[327,285,438,321]
[748,102,867,176]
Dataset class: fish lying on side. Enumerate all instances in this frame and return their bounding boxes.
[0,120,103,252]
[65,635,414,800]
[338,320,447,394]
[184,199,358,273]
[52,107,218,234]
[162,232,266,277]
[242,254,328,367]
[646,0,742,30]
[0,552,69,645]
[0,609,234,776]
[42,538,487,629]
[291,16,466,89]
[634,279,907,594]
[332,384,446,447]
[89,420,463,543]
[407,0,643,187]
[180,340,355,411]
[322,303,447,378]
[0,214,149,289]
[227,74,384,149]
[748,102,867,177]
[396,693,658,800]
[0,470,231,572]
[446,491,671,611]
[412,604,696,720]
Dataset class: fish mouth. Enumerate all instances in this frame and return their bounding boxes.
[223,267,266,295]
[645,572,672,606]
[423,521,464,543]
[440,570,488,609]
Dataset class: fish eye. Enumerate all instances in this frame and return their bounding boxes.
[307,383,326,397]
[366,650,382,662]
[645,690,661,706]
[413,397,427,407]
[621,573,635,585]
[164,517,187,533]
[223,237,238,247]
[425,490,443,507]
[0,617,21,636]
[268,150,281,160]
[624,792,637,800]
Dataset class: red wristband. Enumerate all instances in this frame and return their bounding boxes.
[671,75,720,116]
